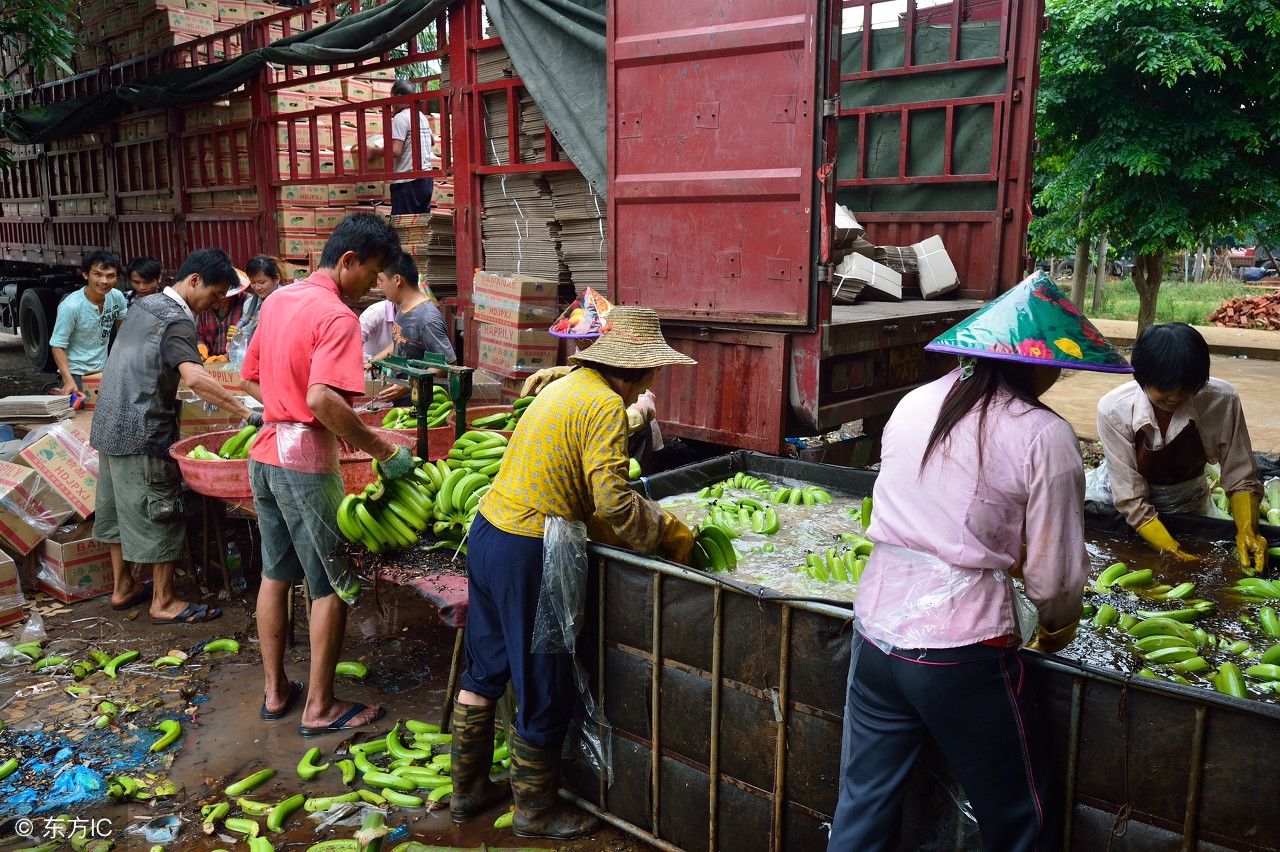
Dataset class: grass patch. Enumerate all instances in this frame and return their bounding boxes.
[1076,277,1253,325]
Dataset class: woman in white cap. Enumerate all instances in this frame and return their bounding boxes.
[448,306,697,840]
[828,273,1132,851]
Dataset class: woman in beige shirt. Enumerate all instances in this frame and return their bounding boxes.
[1097,323,1266,571]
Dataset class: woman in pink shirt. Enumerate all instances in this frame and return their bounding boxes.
[828,274,1131,852]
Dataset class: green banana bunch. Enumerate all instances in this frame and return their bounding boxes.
[336,466,436,554]
[770,485,832,506]
[445,430,508,480]
[696,484,725,499]
[702,506,744,539]
[1235,577,1280,602]
[381,407,416,430]
[690,525,737,572]
[186,444,221,460]
[723,472,775,497]
[470,397,532,431]
[218,425,259,459]
[796,547,866,583]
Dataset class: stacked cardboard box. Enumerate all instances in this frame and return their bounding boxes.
[471,271,560,382]
[36,520,113,604]
[71,0,296,70]
[481,173,560,281]
[0,550,25,627]
[546,171,607,293]
[391,212,458,298]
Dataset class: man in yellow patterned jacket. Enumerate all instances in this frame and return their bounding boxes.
[448,307,696,840]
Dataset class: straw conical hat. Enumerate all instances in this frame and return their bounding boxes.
[925,272,1132,373]
[569,306,697,370]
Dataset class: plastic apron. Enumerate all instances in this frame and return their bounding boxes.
[856,543,1038,651]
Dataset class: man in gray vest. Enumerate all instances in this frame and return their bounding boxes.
[91,248,263,624]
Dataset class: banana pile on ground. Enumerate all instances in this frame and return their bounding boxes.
[187,424,258,460]
[335,464,437,555]
[201,721,510,844]
[381,386,454,430]
[469,395,534,431]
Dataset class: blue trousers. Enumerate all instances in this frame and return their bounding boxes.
[828,633,1057,852]
[460,513,575,750]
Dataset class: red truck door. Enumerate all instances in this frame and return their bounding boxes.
[608,1,826,329]
[607,0,832,452]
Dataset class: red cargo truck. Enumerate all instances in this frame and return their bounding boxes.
[1,0,1043,459]
[609,0,1044,452]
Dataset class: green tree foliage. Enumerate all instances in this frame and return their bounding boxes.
[1032,0,1280,329]
[0,0,77,91]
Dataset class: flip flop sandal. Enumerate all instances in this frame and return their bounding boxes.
[299,703,386,738]
[261,681,306,721]
[110,581,153,611]
[151,601,223,625]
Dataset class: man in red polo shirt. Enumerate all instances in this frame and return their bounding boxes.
[241,213,416,735]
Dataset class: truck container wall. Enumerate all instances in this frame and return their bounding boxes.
[611,0,1046,452]
[566,452,1280,852]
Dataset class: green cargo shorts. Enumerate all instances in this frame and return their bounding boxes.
[249,460,344,600]
[93,453,186,564]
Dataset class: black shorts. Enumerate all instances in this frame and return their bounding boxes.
[390,179,433,215]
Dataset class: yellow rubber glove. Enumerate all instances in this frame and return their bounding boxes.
[1136,517,1197,562]
[519,365,574,398]
[1026,620,1077,655]
[1230,491,1267,575]
[658,512,696,566]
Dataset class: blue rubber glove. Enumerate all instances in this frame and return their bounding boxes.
[247,411,265,428]
[378,445,415,480]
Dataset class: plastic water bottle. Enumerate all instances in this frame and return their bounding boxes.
[226,541,246,593]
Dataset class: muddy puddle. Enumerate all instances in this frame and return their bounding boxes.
[0,578,641,851]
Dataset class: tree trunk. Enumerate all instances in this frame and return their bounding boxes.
[1092,235,1109,314]
[1071,238,1090,307]
[1132,252,1164,333]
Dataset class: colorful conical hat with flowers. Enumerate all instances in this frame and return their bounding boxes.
[924,271,1132,373]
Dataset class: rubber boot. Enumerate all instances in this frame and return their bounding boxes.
[509,731,600,840]
[448,702,510,823]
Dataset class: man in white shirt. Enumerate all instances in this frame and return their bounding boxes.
[381,79,434,214]
[360,300,396,364]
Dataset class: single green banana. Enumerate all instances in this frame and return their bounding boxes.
[297,747,330,780]
[267,794,306,832]
[202,801,231,834]
[224,768,276,796]
[103,649,139,678]
[1213,662,1248,698]
[304,792,362,812]
[149,719,182,753]
[203,638,241,654]
[223,817,260,837]
[335,661,368,680]
[1094,562,1130,594]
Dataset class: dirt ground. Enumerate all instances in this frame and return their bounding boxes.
[0,573,641,851]
[0,333,54,398]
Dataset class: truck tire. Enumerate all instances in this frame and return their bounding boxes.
[19,287,58,373]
